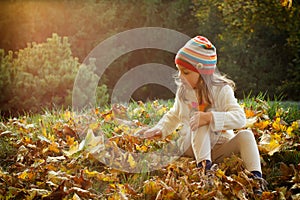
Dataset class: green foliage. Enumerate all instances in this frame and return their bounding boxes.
[1,34,78,114]
[0,0,199,103]
[0,34,109,116]
[73,57,110,111]
[192,0,300,100]
[0,0,299,109]
[243,92,300,124]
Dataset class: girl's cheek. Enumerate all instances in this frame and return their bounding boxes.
[193,80,199,88]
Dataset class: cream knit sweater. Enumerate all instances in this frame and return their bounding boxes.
[154,84,246,145]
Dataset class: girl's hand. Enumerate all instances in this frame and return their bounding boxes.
[190,111,212,131]
[136,127,162,139]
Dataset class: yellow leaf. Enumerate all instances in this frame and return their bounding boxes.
[245,109,255,118]
[286,126,293,136]
[72,193,81,200]
[102,110,113,122]
[292,121,299,130]
[254,120,270,130]
[269,138,280,148]
[49,142,60,153]
[153,100,159,107]
[89,122,99,130]
[18,170,35,180]
[48,133,56,142]
[94,108,100,115]
[266,138,281,156]
[135,144,148,152]
[45,163,57,171]
[66,135,75,147]
[144,139,151,146]
[98,172,119,182]
[42,126,47,137]
[272,117,286,132]
[114,126,121,133]
[63,141,82,157]
[31,159,45,168]
[274,133,282,141]
[259,133,281,156]
[215,169,225,178]
[83,169,100,178]
[116,183,127,195]
[63,110,72,121]
[127,153,136,168]
[23,136,32,144]
[18,171,27,180]
[144,179,161,194]
[281,0,292,8]
[157,106,167,116]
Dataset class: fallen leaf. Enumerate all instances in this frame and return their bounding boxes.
[18,169,35,181]
[144,179,161,195]
[127,153,136,168]
[72,193,81,200]
[72,170,92,190]
[63,124,78,139]
[42,181,68,200]
[46,156,66,163]
[49,142,60,154]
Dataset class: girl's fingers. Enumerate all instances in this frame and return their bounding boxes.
[190,116,200,131]
[139,129,161,139]
[146,134,156,139]
[190,123,196,131]
[151,131,162,139]
[144,132,154,138]
[190,112,203,130]
[134,127,148,136]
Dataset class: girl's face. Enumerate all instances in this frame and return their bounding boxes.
[177,65,200,89]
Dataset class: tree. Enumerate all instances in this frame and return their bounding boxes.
[192,0,300,100]
[0,0,200,104]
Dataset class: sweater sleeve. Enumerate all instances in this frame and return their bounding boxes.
[154,96,182,138]
[210,85,246,131]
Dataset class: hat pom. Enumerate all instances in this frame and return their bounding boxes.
[175,36,217,75]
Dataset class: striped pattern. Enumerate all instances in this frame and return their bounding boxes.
[175,36,217,75]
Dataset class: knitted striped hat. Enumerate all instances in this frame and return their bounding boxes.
[175,36,217,75]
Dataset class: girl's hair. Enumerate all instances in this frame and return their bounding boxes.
[175,71,235,106]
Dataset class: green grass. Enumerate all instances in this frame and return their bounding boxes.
[242,93,300,122]
[0,95,299,199]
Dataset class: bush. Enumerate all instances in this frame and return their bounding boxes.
[73,58,110,111]
[0,34,109,116]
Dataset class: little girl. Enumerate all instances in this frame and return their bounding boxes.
[140,36,263,181]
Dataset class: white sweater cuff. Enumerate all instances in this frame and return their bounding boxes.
[211,111,225,131]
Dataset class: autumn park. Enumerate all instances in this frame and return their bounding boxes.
[0,0,299,199]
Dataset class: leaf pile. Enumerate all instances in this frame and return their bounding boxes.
[0,99,299,199]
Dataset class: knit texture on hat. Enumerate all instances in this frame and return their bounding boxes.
[175,36,217,74]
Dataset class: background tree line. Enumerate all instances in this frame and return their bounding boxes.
[0,0,299,116]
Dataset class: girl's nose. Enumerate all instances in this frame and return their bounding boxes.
[178,71,183,79]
